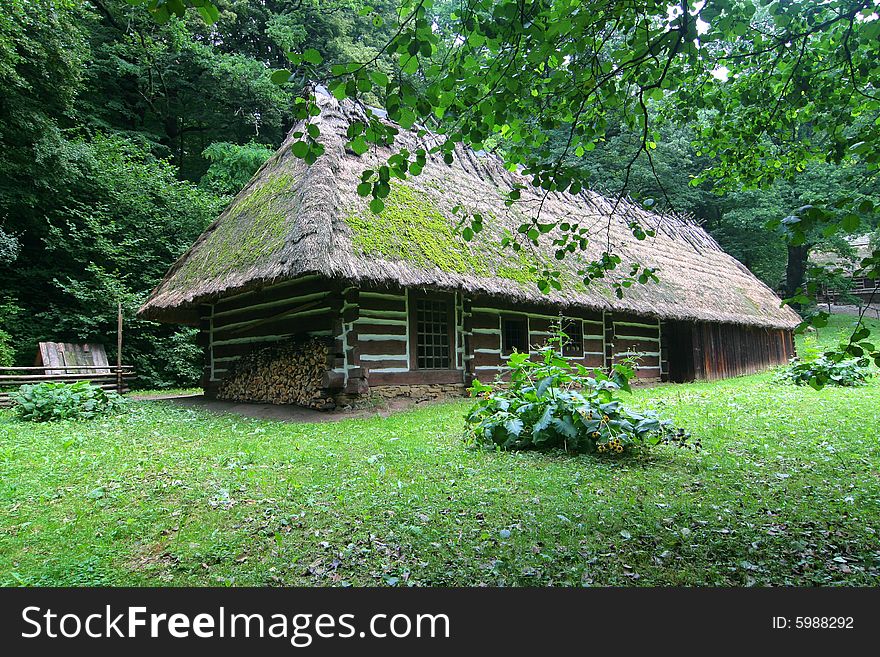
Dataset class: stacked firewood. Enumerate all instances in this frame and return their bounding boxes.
[217,338,335,409]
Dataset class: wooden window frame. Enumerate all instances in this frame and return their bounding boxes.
[409,291,456,371]
[501,315,529,355]
[561,317,584,357]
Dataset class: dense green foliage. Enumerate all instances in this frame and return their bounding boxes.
[0,0,394,386]
[1,358,878,585]
[777,356,871,389]
[0,331,13,368]
[11,381,126,422]
[200,141,276,195]
[2,133,222,386]
[776,315,878,389]
[466,342,694,453]
[558,120,880,292]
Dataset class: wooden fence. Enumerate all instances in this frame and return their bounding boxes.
[0,366,135,407]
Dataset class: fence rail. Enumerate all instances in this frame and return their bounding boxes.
[0,366,135,407]
[0,365,135,371]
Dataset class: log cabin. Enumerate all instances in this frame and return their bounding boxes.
[813,234,879,306]
[138,91,800,408]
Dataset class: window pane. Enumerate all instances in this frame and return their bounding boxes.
[503,318,528,354]
[562,318,583,357]
[415,299,451,369]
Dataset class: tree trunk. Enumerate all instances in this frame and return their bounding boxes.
[785,243,809,308]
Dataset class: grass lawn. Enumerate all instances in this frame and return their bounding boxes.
[1,315,879,586]
[802,311,880,354]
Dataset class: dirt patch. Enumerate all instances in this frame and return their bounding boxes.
[129,392,202,401]
[826,303,880,319]
[140,393,456,423]
[127,542,179,573]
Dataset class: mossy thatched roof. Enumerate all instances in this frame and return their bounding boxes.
[139,92,800,330]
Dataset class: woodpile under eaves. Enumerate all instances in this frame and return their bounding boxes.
[216,338,335,409]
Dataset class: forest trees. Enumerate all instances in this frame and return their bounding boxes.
[0,1,368,383]
[1,0,405,384]
[565,120,879,296]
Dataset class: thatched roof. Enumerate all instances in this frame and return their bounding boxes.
[139,92,800,330]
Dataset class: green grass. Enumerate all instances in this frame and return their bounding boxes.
[801,312,880,354]
[126,388,202,398]
[1,324,878,587]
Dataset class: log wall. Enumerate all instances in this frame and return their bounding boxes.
[352,287,410,379]
[349,285,467,387]
[467,295,608,381]
[606,312,663,381]
[201,275,342,397]
[198,277,795,405]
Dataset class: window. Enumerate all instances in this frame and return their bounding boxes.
[414,298,451,369]
[502,317,528,355]
[561,318,583,357]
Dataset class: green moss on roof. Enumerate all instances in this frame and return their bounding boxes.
[172,173,296,287]
[345,182,557,285]
[495,246,542,285]
[738,287,764,313]
[345,183,483,274]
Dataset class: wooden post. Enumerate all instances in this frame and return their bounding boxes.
[116,302,123,394]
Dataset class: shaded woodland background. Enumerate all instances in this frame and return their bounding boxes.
[1,0,877,387]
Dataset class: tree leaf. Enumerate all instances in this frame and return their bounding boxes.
[302,48,323,66]
[270,69,292,85]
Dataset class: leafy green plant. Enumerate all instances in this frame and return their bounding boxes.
[464,336,695,455]
[776,355,871,389]
[0,327,13,368]
[0,300,18,367]
[201,141,275,196]
[10,381,126,422]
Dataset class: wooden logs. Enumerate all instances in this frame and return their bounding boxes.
[216,338,336,409]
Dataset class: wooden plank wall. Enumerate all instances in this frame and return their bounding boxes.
[353,287,410,376]
[692,322,794,381]
[351,285,467,386]
[201,275,341,392]
[607,312,663,381]
[468,295,605,381]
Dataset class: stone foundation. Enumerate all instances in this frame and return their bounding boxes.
[369,383,467,401]
[333,383,467,407]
